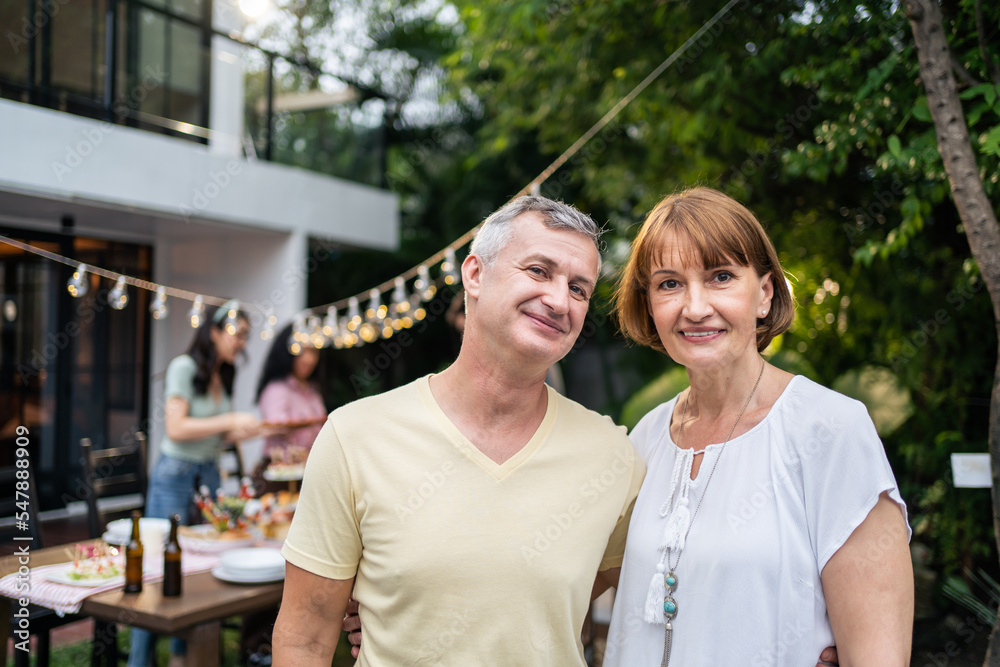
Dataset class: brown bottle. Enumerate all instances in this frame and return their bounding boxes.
[162,514,182,597]
[124,510,143,593]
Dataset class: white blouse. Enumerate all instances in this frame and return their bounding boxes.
[604,375,910,666]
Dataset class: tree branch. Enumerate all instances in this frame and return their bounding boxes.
[951,53,982,88]
[906,2,1000,666]
[975,0,1000,84]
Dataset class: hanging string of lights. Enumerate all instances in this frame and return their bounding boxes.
[0,0,741,353]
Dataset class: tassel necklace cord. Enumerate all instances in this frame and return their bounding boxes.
[657,356,766,667]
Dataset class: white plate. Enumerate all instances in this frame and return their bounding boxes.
[218,548,284,575]
[102,531,128,546]
[263,467,304,481]
[211,565,284,584]
[105,518,171,542]
[177,524,256,553]
[43,563,125,588]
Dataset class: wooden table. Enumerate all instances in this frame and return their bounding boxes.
[1,541,284,666]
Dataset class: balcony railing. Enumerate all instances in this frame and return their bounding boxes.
[0,0,387,188]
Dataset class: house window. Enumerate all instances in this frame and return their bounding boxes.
[0,230,152,511]
[0,0,212,142]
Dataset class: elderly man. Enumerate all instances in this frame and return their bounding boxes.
[273,196,644,665]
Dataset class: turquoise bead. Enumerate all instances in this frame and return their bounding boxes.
[664,600,676,614]
[665,575,676,587]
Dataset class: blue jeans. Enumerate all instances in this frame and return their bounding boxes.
[127,455,220,667]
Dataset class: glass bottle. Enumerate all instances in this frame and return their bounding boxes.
[162,514,182,597]
[124,510,143,593]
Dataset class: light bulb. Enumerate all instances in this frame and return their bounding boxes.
[150,286,168,320]
[322,307,338,337]
[441,248,460,285]
[414,265,436,301]
[391,277,410,313]
[292,314,309,343]
[365,289,383,323]
[347,297,361,331]
[260,309,277,341]
[359,322,378,343]
[188,296,205,328]
[109,276,129,310]
[308,315,325,349]
[67,263,89,298]
[222,304,241,335]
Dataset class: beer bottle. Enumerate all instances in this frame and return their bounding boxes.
[163,514,182,597]
[124,510,143,593]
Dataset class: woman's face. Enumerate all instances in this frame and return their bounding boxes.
[646,231,773,373]
[210,317,250,365]
[292,347,320,381]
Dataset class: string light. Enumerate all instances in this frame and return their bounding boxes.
[223,305,241,335]
[67,264,89,298]
[322,307,338,338]
[391,277,410,315]
[288,313,307,356]
[347,297,361,332]
[260,307,277,341]
[441,249,460,285]
[188,296,205,328]
[365,289,385,324]
[2,6,734,350]
[414,265,436,301]
[308,315,326,349]
[109,276,129,310]
[150,286,168,320]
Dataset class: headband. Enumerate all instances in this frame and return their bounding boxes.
[212,299,242,324]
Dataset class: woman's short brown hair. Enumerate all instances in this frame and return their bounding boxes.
[613,187,794,354]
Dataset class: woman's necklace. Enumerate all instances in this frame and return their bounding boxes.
[651,357,766,667]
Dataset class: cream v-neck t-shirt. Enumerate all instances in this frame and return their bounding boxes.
[283,375,645,666]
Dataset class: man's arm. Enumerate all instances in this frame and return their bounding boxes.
[273,562,355,665]
[821,492,913,666]
[591,567,620,602]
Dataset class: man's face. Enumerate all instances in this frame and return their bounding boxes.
[466,212,599,367]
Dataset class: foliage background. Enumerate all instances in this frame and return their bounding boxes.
[255,0,998,628]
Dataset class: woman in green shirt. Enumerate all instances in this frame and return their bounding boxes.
[129,301,267,667]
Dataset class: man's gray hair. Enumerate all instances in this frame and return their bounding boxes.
[470,196,603,267]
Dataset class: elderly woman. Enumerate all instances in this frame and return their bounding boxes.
[603,187,913,665]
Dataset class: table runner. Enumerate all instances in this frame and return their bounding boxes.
[0,552,220,616]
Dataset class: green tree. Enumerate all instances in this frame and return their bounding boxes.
[448,0,998,627]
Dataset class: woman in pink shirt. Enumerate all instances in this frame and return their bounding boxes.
[253,323,327,478]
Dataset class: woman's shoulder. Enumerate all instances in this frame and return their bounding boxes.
[628,397,679,460]
[770,375,879,453]
[168,354,196,371]
[777,375,870,420]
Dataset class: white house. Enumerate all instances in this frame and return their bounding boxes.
[0,0,398,510]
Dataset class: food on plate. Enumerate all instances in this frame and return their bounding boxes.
[264,446,309,480]
[194,482,255,534]
[65,543,123,582]
[249,491,298,541]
